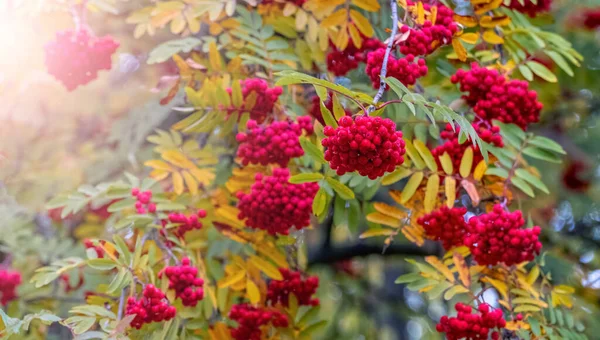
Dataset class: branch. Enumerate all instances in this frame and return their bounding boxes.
[307,241,440,267]
[369,0,399,112]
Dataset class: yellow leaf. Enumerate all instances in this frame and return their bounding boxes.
[382,167,412,185]
[217,269,246,289]
[350,10,374,37]
[444,285,469,300]
[182,171,199,195]
[480,15,511,28]
[246,279,260,304]
[373,202,407,220]
[512,297,548,308]
[416,1,425,25]
[389,190,403,205]
[424,174,440,213]
[189,168,216,186]
[321,9,346,28]
[162,150,196,169]
[482,30,504,45]
[459,147,473,178]
[481,277,508,299]
[459,32,479,44]
[413,140,438,172]
[452,252,470,288]
[312,188,327,216]
[367,212,401,227]
[359,228,395,239]
[425,256,455,283]
[249,256,283,280]
[255,244,288,269]
[553,285,575,295]
[401,172,424,204]
[332,25,350,51]
[296,9,308,30]
[351,0,380,12]
[172,172,184,195]
[527,266,540,285]
[439,152,454,175]
[348,23,363,48]
[474,0,503,15]
[429,5,438,25]
[283,2,297,16]
[209,322,231,340]
[145,159,175,171]
[473,160,487,181]
[445,177,456,208]
[453,14,478,28]
[231,80,243,108]
[404,139,426,170]
[170,15,186,34]
[215,206,245,229]
[451,38,467,62]
[513,305,542,313]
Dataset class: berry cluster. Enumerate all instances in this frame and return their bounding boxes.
[399,2,458,56]
[162,258,204,307]
[432,122,503,173]
[436,303,506,340]
[465,205,542,266]
[505,0,551,17]
[132,188,156,214]
[261,0,306,5]
[322,116,406,179]
[451,64,543,129]
[84,239,105,258]
[236,168,319,235]
[366,49,428,89]
[417,206,468,250]
[582,8,600,29]
[308,95,353,126]
[0,270,21,305]
[126,285,176,329]
[267,269,319,307]
[236,117,314,167]
[44,29,119,91]
[229,303,289,340]
[235,78,283,123]
[326,37,385,76]
[164,209,207,238]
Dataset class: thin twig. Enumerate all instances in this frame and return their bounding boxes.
[369,0,399,113]
[117,288,126,320]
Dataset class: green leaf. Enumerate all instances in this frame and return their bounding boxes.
[385,77,410,99]
[529,317,541,336]
[289,173,324,184]
[107,198,136,213]
[526,61,558,83]
[528,136,566,154]
[298,320,327,339]
[276,71,373,104]
[107,268,129,294]
[312,188,327,216]
[519,64,534,81]
[511,177,535,197]
[156,202,187,211]
[413,139,438,172]
[331,94,346,120]
[87,258,117,271]
[546,51,574,77]
[325,178,355,200]
[394,272,421,284]
[485,167,509,178]
[113,235,132,265]
[319,101,338,128]
[381,167,413,185]
[515,168,549,194]
[299,137,326,164]
[147,37,202,64]
[443,285,469,300]
[297,306,321,328]
[522,146,562,163]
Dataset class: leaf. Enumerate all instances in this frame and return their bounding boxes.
[107,198,136,213]
[325,177,355,199]
[246,279,260,304]
[485,167,509,178]
[515,169,549,194]
[452,38,467,62]
[444,285,470,300]
[351,0,380,12]
[519,64,534,81]
[473,160,487,181]
[546,51,574,77]
[460,32,479,44]
[147,37,202,64]
[424,175,440,213]
[527,136,566,154]
[526,61,558,83]
[452,252,470,288]
[373,202,407,220]
[381,167,413,185]
[349,10,374,37]
[87,259,117,271]
[404,139,427,170]
[413,140,438,172]
[459,147,473,178]
[445,177,456,208]
[312,188,327,216]
[331,94,346,120]
[359,228,395,239]
[299,137,326,164]
[366,212,401,227]
[218,269,246,289]
[481,277,508,299]
[401,172,424,204]
[249,256,283,280]
[275,71,373,104]
[395,272,422,284]
[298,320,327,339]
[425,256,455,283]
[319,101,338,128]
[439,152,454,175]
[514,305,542,313]
[289,173,324,184]
[416,1,425,25]
[482,30,504,44]
[511,177,535,197]
[172,172,185,195]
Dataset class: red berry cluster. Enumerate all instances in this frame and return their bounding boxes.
[164,209,207,238]
[84,239,105,258]
[236,168,318,235]
[132,188,156,214]
[365,49,428,89]
[417,206,468,250]
[326,38,385,76]
[432,122,503,173]
[261,0,306,5]
[582,8,600,29]
[236,117,314,167]
[229,303,289,340]
[436,303,506,340]
[399,2,458,56]
[162,258,204,307]
[0,270,21,305]
[322,116,406,179]
[465,205,543,266]
[451,64,543,129]
[267,269,319,307]
[308,95,353,126]
[236,78,283,123]
[125,285,176,329]
[44,29,119,91]
[505,0,551,17]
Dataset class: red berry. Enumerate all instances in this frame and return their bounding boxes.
[417,206,468,250]
[365,49,428,89]
[437,303,506,340]
[267,269,319,307]
[505,0,551,17]
[162,258,204,307]
[0,270,21,306]
[125,285,176,329]
[308,93,353,126]
[326,37,385,76]
[227,78,282,123]
[229,303,289,340]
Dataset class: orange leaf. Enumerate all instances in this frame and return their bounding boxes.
[452,38,467,62]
